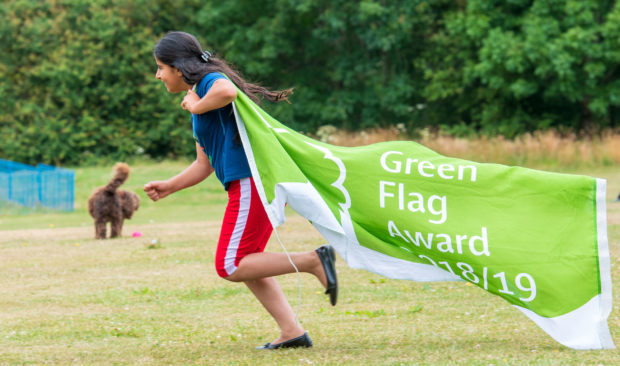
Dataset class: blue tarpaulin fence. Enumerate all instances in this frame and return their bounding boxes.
[0,159,74,211]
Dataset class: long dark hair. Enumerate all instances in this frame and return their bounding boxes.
[154,31,292,104]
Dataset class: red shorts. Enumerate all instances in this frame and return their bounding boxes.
[215,177,273,277]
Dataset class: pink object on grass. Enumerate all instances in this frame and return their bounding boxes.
[132,231,142,238]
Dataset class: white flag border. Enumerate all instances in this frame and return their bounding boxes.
[595,178,614,348]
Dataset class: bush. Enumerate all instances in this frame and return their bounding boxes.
[0,0,202,165]
[1,0,618,165]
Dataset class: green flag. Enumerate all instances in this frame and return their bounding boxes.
[231,91,614,350]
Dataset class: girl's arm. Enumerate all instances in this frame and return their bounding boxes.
[144,142,214,201]
[181,79,238,115]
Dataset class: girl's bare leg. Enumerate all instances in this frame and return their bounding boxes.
[226,251,326,288]
[244,277,305,344]
[226,251,328,344]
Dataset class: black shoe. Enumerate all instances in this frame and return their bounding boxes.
[256,332,313,350]
[316,245,338,306]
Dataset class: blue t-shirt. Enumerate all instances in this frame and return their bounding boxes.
[192,72,251,189]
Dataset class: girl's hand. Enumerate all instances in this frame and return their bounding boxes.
[144,180,173,201]
[181,89,200,112]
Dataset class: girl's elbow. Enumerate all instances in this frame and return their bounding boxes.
[225,86,238,102]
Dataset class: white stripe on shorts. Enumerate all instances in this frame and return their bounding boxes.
[224,178,252,276]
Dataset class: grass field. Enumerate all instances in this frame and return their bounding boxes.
[1,160,619,365]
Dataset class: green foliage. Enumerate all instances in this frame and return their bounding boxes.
[1,0,619,165]
[424,0,620,136]
[0,0,202,165]
[193,0,444,132]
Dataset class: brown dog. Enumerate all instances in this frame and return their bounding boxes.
[88,163,139,239]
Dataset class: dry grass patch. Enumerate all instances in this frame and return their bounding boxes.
[322,127,620,169]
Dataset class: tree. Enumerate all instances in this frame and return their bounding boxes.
[423,0,620,136]
[0,0,203,165]
[1,0,618,165]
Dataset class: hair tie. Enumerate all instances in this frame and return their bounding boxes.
[200,50,212,63]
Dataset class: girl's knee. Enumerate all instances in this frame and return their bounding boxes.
[224,272,244,282]
[216,266,241,282]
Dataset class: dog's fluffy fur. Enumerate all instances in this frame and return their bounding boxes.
[88,163,139,239]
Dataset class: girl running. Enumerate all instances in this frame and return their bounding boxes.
[144,31,337,350]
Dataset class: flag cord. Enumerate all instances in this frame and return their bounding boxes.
[272,226,303,324]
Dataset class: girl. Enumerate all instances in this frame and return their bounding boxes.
[144,31,337,350]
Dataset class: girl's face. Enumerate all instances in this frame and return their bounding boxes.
[155,58,190,93]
